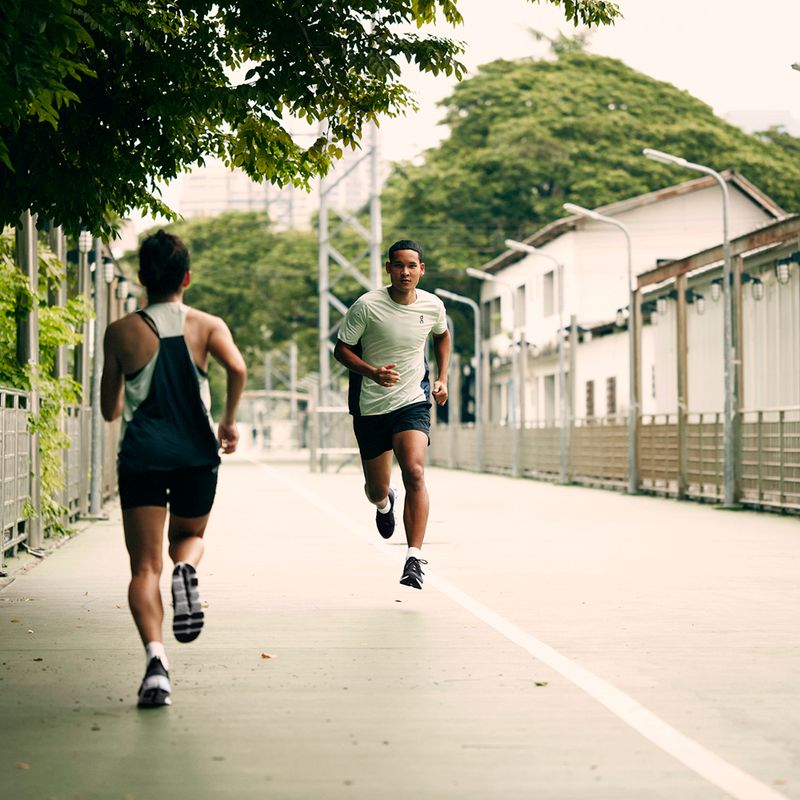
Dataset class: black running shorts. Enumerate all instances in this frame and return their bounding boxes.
[118,464,219,517]
[352,402,431,461]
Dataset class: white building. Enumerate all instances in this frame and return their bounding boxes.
[175,146,377,230]
[177,163,317,230]
[478,173,785,424]
[639,215,800,415]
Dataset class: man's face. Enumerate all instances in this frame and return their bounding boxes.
[386,249,425,291]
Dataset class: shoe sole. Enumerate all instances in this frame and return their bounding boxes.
[172,563,204,643]
[399,575,423,590]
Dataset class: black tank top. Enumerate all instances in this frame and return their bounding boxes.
[117,310,220,472]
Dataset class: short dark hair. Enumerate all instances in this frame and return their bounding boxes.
[139,230,190,296]
[388,239,423,262]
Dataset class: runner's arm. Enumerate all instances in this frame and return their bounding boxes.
[100,324,124,421]
[208,318,247,453]
[431,329,451,406]
[334,339,399,386]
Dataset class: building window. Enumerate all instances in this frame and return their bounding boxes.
[543,271,554,317]
[544,374,556,424]
[606,376,617,417]
[585,379,595,420]
[515,284,526,328]
[482,296,501,338]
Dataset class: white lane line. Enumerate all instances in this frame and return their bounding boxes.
[257,462,789,800]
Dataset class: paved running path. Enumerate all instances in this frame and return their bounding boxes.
[1,454,798,799]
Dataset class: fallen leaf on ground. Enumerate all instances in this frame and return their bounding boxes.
[33,658,43,662]
[16,762,29,770]
[534,681,548,687]
[10,619,19,623]
[260,652,275,659]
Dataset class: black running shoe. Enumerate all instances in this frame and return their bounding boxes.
[399,556,428,590]
[137,657,171,708]
[171,562,204,643]
[375,487,396,539]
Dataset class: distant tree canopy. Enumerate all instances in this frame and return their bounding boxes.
[0,0,620,235]
[125,212,317,367]
[380,45,800,282]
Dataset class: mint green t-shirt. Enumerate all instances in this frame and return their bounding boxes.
[338,286,447,416]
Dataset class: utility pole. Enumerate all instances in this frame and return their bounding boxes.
[317,122,382,469]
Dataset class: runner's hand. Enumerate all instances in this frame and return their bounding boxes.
[218,420,239,454]
[373,363,400,387]
[432,380,448,406]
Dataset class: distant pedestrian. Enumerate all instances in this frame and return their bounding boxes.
[101,231,246,707]
[334,240,450,589]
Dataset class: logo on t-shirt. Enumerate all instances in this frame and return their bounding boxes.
[419,315,425,325]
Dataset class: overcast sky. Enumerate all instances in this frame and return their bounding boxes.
[147,0,800,228]
[379,0,800,164]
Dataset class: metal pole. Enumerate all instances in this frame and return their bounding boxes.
[89,238,104,515]
[642,149,735,505]
[48,225,68,380]
[623,225,638,495]
[557,213,637,493]
[16,211,42,548]
[557,260,568,484]
[714,175,735,507]
[76,234,92,515]
[289,341,298,422]
[676,274,689,499]
[446,315,457,469]
[369,122,382,289]
[435,288,482,472]
[569,314,578,476]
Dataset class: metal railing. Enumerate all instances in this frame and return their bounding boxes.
[2,387,120,558]
[428,408,799,514]
[1,388,31,554]
[741,408,800,510]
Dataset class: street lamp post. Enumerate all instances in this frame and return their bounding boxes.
[89,247,117,516]
[563,202,638,495]
[505,239,569,484]
[435,288,483,472]
[465,267,520,478]
[642,148,736,507]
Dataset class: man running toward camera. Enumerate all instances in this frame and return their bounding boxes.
[334,240,451,590]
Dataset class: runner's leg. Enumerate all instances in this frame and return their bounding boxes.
[362,450,394,508]
[123,506,167,645]
[167,514,210,566]
[392,429,430,549]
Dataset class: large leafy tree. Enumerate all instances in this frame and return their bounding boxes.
[0,0,620,235]
[123,211,323,409]
[381,40,800,280]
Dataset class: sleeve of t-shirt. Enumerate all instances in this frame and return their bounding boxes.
[432,297,447,335]
[338,297,368,345]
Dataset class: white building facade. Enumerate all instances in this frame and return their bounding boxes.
[477,173,785,425]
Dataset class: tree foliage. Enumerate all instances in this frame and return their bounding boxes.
[0,0,620,236]
[123,212,324,413]
[380,45,800,282]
